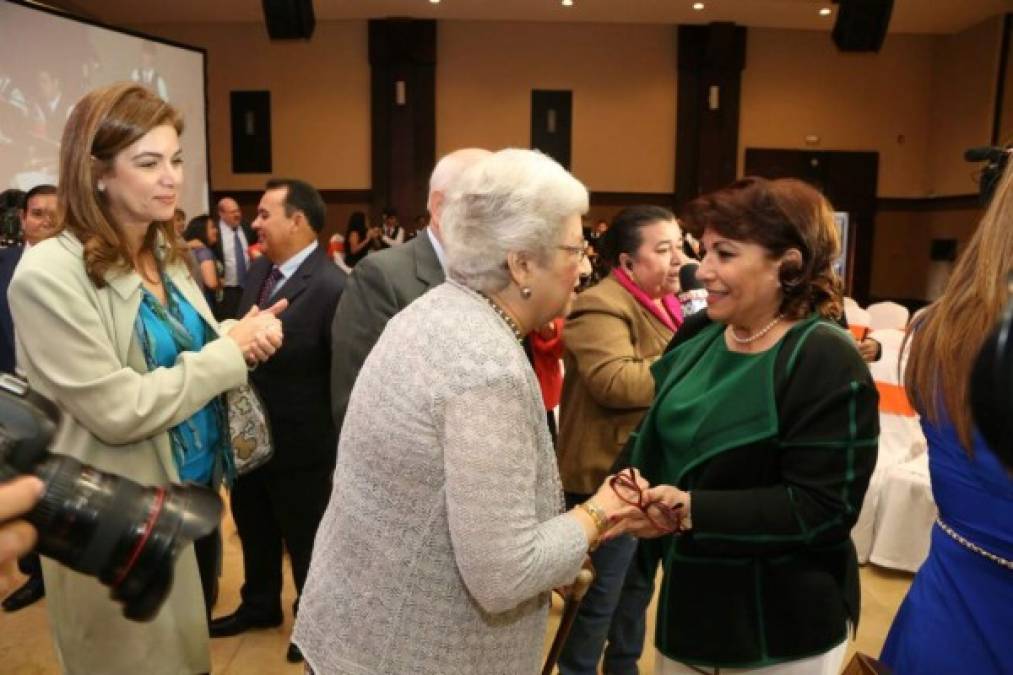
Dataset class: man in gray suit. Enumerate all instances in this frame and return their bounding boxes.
[330,148,490,430]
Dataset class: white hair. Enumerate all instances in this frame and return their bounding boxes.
[441,148,589,293]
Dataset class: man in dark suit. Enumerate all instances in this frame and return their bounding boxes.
[0,183,56,613]
[330,148,490,431]
[209,179,344,664]
[212,196,257,319]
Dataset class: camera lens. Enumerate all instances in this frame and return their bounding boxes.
[26,455,221,621]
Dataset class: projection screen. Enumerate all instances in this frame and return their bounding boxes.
[0,0,210,218]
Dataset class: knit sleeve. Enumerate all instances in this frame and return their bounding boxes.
[441,374,587,614]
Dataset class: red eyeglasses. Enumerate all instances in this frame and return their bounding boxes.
[609,468,684,533]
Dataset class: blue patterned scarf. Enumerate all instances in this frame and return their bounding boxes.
[133,275,236,486]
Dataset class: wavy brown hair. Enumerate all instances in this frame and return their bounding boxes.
[904,163,1013,454]
[680,176,844,321]
[58,82,186,287]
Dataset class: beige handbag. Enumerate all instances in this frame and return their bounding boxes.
[227,383,274,474]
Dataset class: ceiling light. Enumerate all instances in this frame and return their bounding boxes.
[819,7,832,16]
[692,2,705,10]
[430,0,440,4]
[562,0,573,6]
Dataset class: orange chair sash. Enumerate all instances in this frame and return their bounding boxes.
[876,381,917,416]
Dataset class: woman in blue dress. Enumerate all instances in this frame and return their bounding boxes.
[880,164,1013,674]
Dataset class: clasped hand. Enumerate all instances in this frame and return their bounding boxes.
[591,469,690,542]
[227,299,288,366]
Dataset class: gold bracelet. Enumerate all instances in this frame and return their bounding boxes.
[579,499,609,536]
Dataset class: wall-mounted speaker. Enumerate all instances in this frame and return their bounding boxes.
[262,0,315,40]
[832,0,894,53]
[231,91,272,174]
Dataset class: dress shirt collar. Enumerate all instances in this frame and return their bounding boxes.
[276,240,318,280]
[427,227,447,273]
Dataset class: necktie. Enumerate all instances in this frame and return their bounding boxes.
[258,267,284,307]
[233,227,248,287]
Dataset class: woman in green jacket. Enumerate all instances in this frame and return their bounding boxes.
[612,177,879,674]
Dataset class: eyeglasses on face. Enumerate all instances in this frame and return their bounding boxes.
[558,241,589,262]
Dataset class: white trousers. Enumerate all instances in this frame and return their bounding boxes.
[655,640,848,675]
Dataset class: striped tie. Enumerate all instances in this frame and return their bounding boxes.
[258,267,283,307]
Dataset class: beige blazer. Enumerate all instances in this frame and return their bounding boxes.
[8,231,248,675]
[557,275,676,495]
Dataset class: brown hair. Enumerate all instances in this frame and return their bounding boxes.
[904,163,1013,453]
[680,176,843,321]
[58,82,185,287]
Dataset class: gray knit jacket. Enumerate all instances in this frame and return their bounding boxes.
[293,280,588,675]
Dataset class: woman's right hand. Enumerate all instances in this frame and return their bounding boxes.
[226,299,288,365]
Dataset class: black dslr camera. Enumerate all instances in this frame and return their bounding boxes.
[971,273,1013,470]
[0,375,221,621]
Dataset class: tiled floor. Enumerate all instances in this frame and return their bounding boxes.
[0,504,913,674]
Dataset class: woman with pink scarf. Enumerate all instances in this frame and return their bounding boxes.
[555,205,689,675]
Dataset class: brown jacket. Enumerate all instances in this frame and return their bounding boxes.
[557,275,677,495]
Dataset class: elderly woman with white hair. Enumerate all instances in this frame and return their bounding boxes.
[293,149,646,675]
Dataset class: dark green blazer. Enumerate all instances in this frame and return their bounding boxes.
[630,312,879,669]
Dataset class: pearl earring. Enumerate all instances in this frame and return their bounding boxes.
[520,287,532,299]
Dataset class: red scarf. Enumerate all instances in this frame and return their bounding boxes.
[612,268,683,332]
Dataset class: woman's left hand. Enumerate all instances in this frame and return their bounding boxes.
[229,299,287,365]
[247,325,282,364]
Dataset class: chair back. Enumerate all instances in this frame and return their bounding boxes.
[867,301,910,330]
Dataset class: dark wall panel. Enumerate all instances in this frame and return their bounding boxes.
[230,90,272,174]
[531,90,572,169]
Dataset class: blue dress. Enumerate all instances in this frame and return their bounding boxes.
[880,415,1013,674]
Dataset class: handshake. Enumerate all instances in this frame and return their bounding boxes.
[584,468,691,543]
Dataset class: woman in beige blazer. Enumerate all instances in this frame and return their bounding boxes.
[8,83,285,675]
[555,205,689,675]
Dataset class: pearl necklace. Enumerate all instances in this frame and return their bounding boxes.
[728,314,783,344]
[478,292,525,343]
